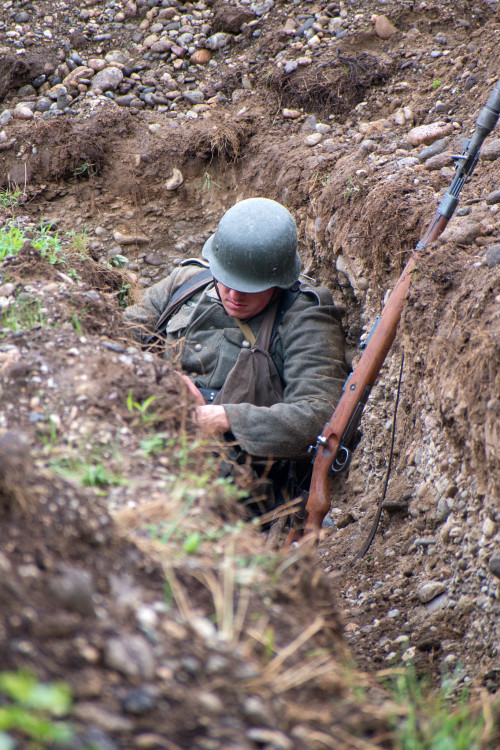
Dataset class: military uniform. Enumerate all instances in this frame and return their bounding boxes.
[124,262,348,460]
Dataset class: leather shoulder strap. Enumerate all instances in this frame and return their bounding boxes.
[153,268,213,334]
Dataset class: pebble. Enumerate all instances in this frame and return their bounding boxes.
[206,32,232,50]
[371,14,398,39]
[113,230,150,245]
[439,220,482,245]
[121,686,157,715]
[47,565,96,616]
[104,634,156,679]
[13,106,34,120]
[482,517,497,538]
[481,138,500,160]
[91,67,124,92]
[73,703,133,733]
[424,152,453,170]
[246,728,292,750]
[407,122,454,146]
[305,132,323,146]
[190,49,211,65]
[485,189,500,205]
[282,108,301,119]
[165,168,184,190]
[488,556,500,579]
[485,244,500,267]
[418,581,447,604]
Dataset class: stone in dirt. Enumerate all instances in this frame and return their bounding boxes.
[91,67,124,93]
[371,14,398,39]
[407,122,454,146]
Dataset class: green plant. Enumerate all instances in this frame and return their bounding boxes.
[73,162,96,179]
[381,661,495,750]
[66,228,89,256]
[202,172,222,191]
[0,186,24,209]
[0,224,24,259]
[126,389,158,424]
[71,313,82,335]
[82,463,123,487]
[110,254,129,268]
[31,222,64,265]
[344,177,361,202]
[0,670,74,748]
[117,282,131,307]
[140,432,169,455]
[0,294,46,332]
[431,79,442,89]
[50,455,125,489]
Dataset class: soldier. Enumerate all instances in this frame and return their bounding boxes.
[124,197,347,509]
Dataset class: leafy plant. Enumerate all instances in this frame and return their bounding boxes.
[71,313,83,334]
[126,389,158,424]
[73,162,96,179]
[344,176,361,202]
[110,254,129,268]
[0,671,74,748]
[0,224,24,259]
[431,79,442,89]
[50,456,125,489]
[0,187,24,209]
[31,222,64,265]
[140,432,169,455]
[117,282,131,307]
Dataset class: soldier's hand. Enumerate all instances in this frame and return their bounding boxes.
[195,405,230,435]
[179,374,205,406]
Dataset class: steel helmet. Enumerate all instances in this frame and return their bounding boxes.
[202,197,301,293]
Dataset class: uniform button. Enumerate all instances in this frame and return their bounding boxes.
[194,343,202,351]
[242,339,251,348]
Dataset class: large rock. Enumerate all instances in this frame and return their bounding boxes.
[407,122,454,146]
[90,67,124,93]
[212,5,255,33]
[63,66,94,87]
[206,33,233,50]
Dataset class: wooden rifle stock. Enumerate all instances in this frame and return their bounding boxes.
[285,79,500,548]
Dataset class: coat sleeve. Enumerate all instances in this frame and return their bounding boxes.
[123,265,202,344]
[223,290,348,459]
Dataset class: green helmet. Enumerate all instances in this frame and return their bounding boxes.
[202,197,301,293]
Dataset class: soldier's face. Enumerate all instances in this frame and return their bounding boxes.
[216,282,276,320]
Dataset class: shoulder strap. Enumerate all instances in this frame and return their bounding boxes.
[269,284,300,345]
[254,284,300,352]
[153,268,213,334]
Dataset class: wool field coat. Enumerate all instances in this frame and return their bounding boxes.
[124,262,348,460]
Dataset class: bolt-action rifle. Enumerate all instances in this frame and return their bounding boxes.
[285,78,500,548]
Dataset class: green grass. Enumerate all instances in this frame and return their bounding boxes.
[0,224,25,259]
[381,661,496,750]
[0,294,47,332]
[50,456,126,489]
[0,220,85,267]
[0,671,74,748]
[0,187,24,208]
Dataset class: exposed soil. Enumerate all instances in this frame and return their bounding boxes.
[0,0,499,747]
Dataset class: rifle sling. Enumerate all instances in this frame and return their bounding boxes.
[153,267,213,335]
